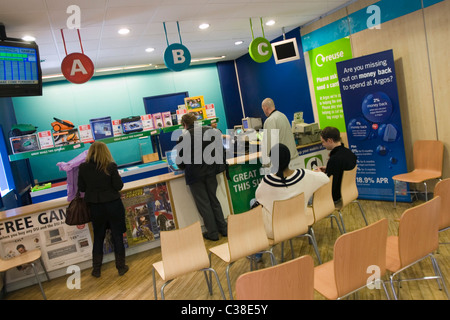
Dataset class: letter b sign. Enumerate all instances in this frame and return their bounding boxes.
[164,43,191,72]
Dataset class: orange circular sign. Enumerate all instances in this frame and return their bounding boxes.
[61,52,95,84]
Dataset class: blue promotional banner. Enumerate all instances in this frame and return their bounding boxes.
[336,49,410,202]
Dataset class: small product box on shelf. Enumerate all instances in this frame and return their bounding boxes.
[53,128,81,147]
[176,108,187,124]
[89,116,113,140]
[112,120,123,136]
[162,111,173,127]
[121,116,143,134]
[10,134,40,154]
[141,114,155,131]
[78,124,95,143]
[204,103,216,119]
[153,113,164,129]
[37,130,54,149]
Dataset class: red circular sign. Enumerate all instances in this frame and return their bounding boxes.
[61,52,95,84]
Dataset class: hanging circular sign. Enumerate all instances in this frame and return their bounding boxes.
[61,52,95,84]
[249,37,272,63]
[164,43,191,72]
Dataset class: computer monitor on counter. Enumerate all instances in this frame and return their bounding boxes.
[242,117,262,131]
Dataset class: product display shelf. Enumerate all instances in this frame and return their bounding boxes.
[160,117,219,134]
[98,129,161,144]
[8,143,85,162]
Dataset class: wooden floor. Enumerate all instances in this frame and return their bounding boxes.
[4,199,450,301]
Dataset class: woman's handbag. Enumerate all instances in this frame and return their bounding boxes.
[65,191,91,225]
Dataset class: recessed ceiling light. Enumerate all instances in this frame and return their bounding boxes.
[145,47,155,53]
[199,23,210,30]
[22,35,36,41]
[118,28,130,35]
[235,40,243,45]
[265,20,275,26]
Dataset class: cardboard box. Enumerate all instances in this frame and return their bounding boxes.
[142,153,159,164]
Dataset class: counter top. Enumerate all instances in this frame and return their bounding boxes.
[0,171,185,221]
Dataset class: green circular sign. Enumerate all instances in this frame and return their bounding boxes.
[249,37,272,63]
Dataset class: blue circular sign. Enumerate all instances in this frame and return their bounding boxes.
[361,91,393,123]
[164,43,191,72]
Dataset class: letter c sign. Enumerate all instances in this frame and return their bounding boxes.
[164,43,191,72]
[61,52,95,84]
[249,37,272,63]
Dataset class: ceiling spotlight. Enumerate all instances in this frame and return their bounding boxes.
[235,41,243,45]
[145,47,155,53]
[265,20,275,26]
[22,35,36,41]
[118,28,130,35]
[199,23,210,30]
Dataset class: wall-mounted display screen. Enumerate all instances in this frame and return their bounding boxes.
[0,39,42,97]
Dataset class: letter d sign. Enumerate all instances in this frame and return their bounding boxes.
[164,43,191,72]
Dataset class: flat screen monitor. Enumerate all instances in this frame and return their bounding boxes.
[271,38,300,65]
[0,39,42,97]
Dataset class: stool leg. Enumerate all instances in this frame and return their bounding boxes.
[31,262,47,300]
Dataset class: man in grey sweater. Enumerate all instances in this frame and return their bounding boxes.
[261,97,301,172]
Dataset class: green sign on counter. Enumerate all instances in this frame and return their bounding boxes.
[227,162,263,214]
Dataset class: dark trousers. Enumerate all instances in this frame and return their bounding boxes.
[89,198,126,266]
[189,174,227,238]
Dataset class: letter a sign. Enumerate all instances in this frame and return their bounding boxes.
[61,52,95,84]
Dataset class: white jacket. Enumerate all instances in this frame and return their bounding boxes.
[255,169,330,238]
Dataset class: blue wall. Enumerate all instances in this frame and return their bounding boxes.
[11,64,227,182]
[233,27,314,126]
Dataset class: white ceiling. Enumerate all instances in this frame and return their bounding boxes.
[0,0,352,77]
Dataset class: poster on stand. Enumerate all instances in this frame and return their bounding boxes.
[336,49,410,202]
[308,37,353,132]
[0,207,92,283]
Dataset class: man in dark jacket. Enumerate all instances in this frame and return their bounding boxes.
[318,126,357,203]
[176,113,228,241]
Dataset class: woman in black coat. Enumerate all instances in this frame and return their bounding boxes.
[78,141,128,277]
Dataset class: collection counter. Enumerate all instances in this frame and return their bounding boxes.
[0,142,326,293]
